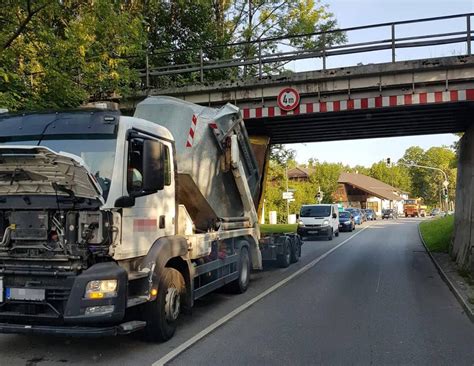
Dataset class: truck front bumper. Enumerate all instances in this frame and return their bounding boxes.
[0,320,146,337]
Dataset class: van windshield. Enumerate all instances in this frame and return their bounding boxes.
[300,206,331,218]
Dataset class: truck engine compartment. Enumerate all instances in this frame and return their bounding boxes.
[0,209,115,269]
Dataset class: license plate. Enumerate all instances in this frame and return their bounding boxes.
[6,288,45,301]
[308,230,318,234]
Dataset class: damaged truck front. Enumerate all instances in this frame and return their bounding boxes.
[0,110,133,335]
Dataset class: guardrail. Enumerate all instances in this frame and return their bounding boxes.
[138,13,474,88]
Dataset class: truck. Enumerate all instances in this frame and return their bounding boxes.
[404,198,420,217]
[0,96,301,341]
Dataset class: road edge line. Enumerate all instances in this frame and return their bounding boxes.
[153,225,371,366]
[417,222,474,322]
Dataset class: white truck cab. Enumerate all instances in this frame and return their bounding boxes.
[297,204,340,240]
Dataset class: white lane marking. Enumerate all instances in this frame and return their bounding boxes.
[376,270,382,293]
[153,225,371,366]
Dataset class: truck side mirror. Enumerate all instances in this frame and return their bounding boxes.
[142,139,165,192]
[332,213,337,219]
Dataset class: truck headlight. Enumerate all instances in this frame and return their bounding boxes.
[85,279,118,299]
[322,220,329,226]
[297,220,304,226]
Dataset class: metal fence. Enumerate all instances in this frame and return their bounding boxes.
[138,13,474,88]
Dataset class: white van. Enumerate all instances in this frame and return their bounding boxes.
[297,204,340,240]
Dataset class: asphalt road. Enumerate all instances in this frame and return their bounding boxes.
[0,219,472,365]
[168,218,474,366]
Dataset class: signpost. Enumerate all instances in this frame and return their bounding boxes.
[315,187,323,203]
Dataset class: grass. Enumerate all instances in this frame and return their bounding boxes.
[419,215,454,252]
[260,224,297,234]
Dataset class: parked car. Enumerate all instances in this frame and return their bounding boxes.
[364,209,376,220]
[338,211,355,232]
[430,208,441,216]
[381,208,396,219]
[346,208,362,225]
[297,204,340,241]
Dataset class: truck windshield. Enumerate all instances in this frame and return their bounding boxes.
[300,206,331,218]
[2,137,117,200]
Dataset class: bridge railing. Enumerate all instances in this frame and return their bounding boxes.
[138,13,474,89]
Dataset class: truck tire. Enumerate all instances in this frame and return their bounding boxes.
[227,246,251,294]
[277,239,291,268]
[290,240,300,263]
[328,228,333,241]
[335,230,339,237]
[143,267,185,342]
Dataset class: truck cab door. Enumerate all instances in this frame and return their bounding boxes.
[116,131,175,259]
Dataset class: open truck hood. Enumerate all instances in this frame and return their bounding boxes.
[0,146,103,202]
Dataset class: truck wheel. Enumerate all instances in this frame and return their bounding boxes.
[290,241,300,263]
[228,246,251,294]
[335,230,339,237]
[143,267,185,342]
[277,239,291,268]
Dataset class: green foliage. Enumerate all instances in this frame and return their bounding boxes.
[419,215,454,252]
[399,146,456,206]
[0,0,345,110]
[270,144,296,166]
[0,0,145,111]
[368,161,411,193]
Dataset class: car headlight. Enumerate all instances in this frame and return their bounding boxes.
[297,219,304,226]
[85,279,118,299]
[322,220,329,226]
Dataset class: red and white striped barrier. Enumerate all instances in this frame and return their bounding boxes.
[241,88,474,119]
[186,114,198,147]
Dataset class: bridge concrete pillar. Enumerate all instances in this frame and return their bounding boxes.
[452,126,474,274]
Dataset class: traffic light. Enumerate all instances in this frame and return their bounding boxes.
[386,158,391,165]
[442,187,448,198]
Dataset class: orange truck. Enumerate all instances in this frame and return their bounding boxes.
[404,199,420,217]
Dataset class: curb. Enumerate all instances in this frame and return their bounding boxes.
[418,222,474,322]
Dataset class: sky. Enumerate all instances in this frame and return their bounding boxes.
[285,0,473,166]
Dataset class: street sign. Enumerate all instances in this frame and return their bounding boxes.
[282,191,294,200]
[316,191,323,203]
[277,87,300,111]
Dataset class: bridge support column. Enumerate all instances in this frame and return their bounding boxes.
[452,125,474,274]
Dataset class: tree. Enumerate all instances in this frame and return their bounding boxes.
[270,144,296,166]
[399,146,456,206]
[220,0,346,78]
[0,0,145,111]
[369,161,411,193]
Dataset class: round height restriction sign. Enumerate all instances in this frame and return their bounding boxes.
[277,87,300,111]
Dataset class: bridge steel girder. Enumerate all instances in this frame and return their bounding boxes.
[123,56,474,143]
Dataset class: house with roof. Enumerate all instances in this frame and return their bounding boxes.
[287,167,315,181]
[335,172,408,216]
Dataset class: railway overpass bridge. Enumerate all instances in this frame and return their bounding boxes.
[122,13,474,273]
[133,55,474,143]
